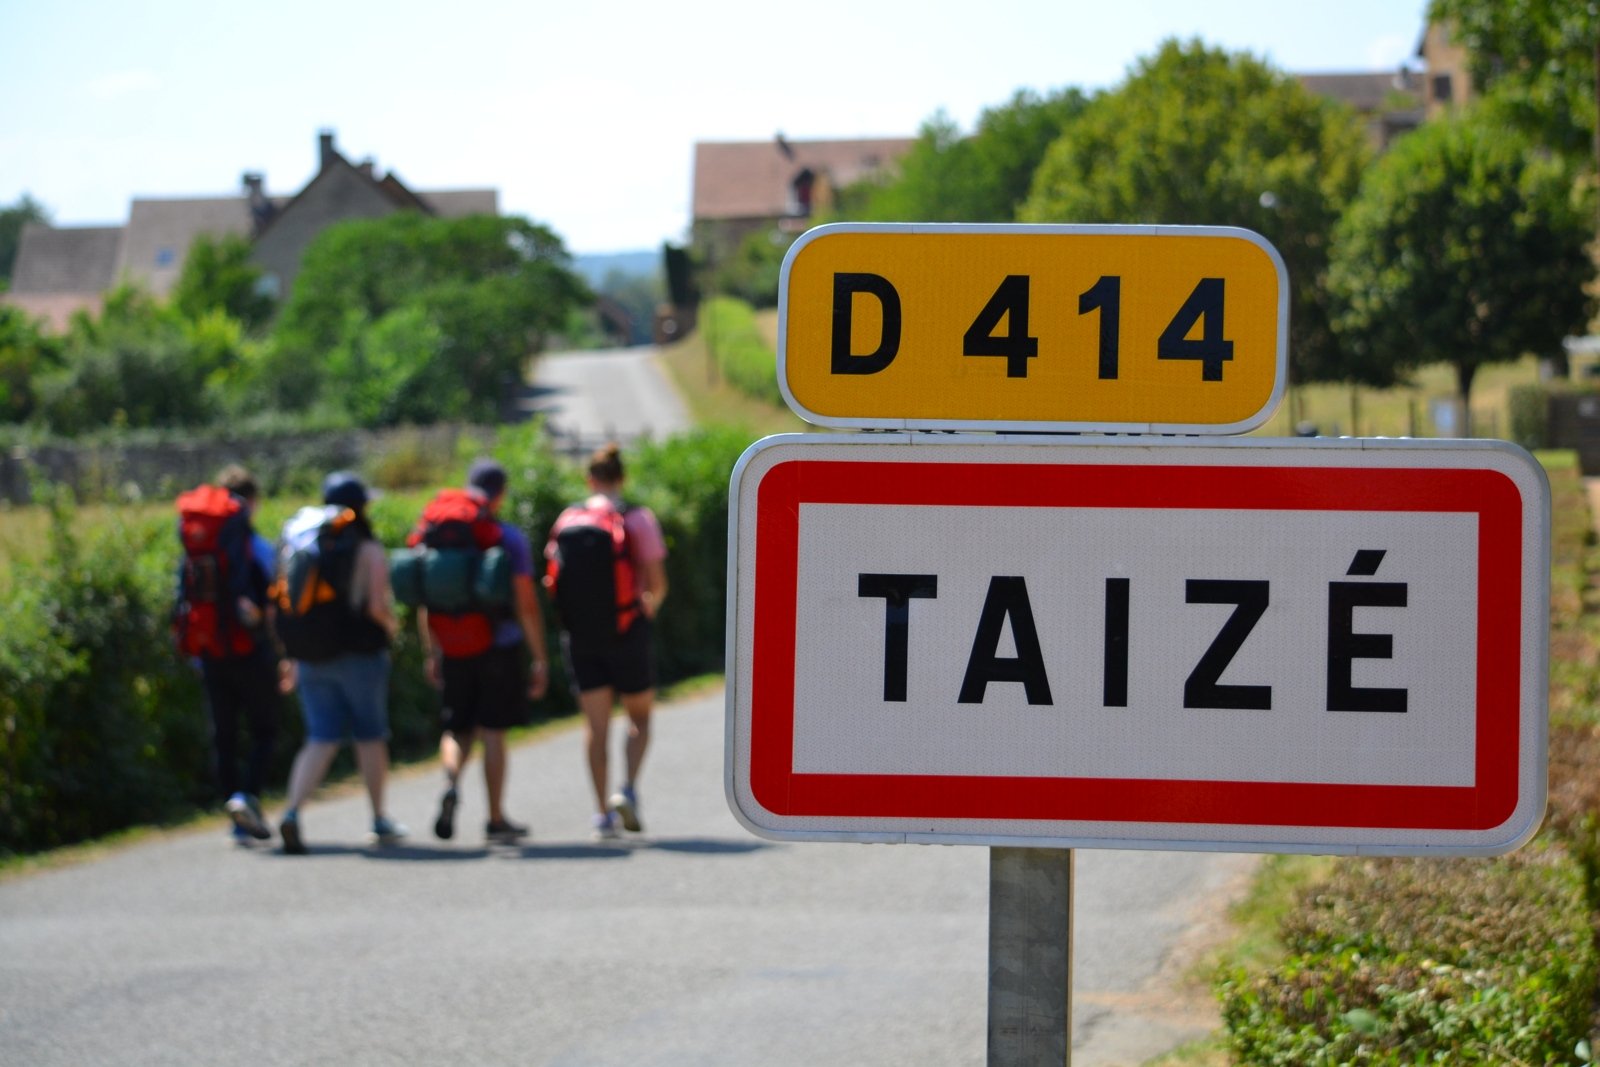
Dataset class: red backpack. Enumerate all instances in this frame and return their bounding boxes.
[406,488,505,658]
[173,484,259,658]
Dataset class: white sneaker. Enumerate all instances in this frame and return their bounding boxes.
[592,812,619,840]
[608,785,642,833]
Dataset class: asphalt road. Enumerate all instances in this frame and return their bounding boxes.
[522,345,692,446]
[0,688,1255,1066]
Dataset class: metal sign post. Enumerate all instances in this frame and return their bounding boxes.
[988,847,1074,1064]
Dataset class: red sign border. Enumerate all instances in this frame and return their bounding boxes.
[748,458,1524,832]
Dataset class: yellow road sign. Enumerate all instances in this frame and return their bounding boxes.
[777,223,1288,433]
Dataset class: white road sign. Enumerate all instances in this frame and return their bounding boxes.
[724,434,1549,855]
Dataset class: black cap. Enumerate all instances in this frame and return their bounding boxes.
[322,470,370,510]
[467,458,508,500]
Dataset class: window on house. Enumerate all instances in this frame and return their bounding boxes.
[789,169,816,216]
[154,246,176,268]
[1431,73,1453,103]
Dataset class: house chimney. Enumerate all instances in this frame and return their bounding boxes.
[318,129,337,169]
[241,172,274,235]
[358,157,375,179]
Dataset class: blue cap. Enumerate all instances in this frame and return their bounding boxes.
[322,470,370,510]
[467,458,508,500]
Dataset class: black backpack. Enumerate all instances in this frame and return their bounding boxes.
[546,500,639,644]
[272,506,387,662]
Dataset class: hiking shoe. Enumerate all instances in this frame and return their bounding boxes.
[371,816,408,844]
[486,817,529,843]
[227,792,271,840]
[230,822,254,846]
[609,784,642,833]
[279,813,306,855]
[592,812,619,841]
[434,788,458,840]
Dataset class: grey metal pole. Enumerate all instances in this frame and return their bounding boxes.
[988,846,1074,1065]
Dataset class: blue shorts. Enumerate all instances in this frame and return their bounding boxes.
[297,652,391,742]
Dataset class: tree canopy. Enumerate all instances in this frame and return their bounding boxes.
[839,88,1090,223]
[1327,106,1595,429]
[1021,39,1374,387]
[263,213,590,424]
[171,233,274,332]
[0,194,50,287]
[1430,0,1599,157]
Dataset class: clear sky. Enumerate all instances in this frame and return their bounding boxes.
[1,0,1428,255]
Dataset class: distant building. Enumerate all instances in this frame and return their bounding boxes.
[1415,19,1474,119]
[6,130,497,331]
[690,134,914,265]
[1296,70,1423,151]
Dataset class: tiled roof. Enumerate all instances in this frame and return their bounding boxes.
[692,137,915,220]
[421,189,499,217]
[1297,71,1420,113]
[8,223,123,294]
[117,196,254,297]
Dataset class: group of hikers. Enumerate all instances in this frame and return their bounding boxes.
[172,444,667,854]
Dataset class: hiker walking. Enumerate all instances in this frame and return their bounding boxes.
[271,471,405,854]
[409,459,550,843]
[544,443,667,839]
[174,464,281,845]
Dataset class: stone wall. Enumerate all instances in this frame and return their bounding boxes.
[0,424,488,504]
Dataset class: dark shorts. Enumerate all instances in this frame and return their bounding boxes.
[563,616,655,695]
[440,643,529,734]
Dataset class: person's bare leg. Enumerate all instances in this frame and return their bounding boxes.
[481,728,508,824]
[580,687,616,813]
[620,689,654,788]
[440,729,475,788]
[283,741,339,813]
[354,739,390,819]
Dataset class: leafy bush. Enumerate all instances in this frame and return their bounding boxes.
[1508,383,1552,451]
[1220,847,1598,1064]
[0,491,210,853]
[702,296,782,406]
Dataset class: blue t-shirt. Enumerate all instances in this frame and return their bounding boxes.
[493,521,533,648]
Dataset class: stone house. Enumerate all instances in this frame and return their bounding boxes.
[6,130,497,330]
[689,134,915,266]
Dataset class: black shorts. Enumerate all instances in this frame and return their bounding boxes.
[563,617,655,695]
[439,644,529,734]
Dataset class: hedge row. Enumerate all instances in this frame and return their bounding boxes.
[0,423,753,855]
[1220,848,1597,1064]
[702,296,783,407]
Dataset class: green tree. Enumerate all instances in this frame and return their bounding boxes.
[0,304,60,422]
[597,266,665,346]
[839,88,1090,223]
[1021,39,1374,387]
[1429,0,1599,158]
[171,233,274,331]
[32,286,246,433]
[264,213,589,423]
[1327,107,1595,433]
[0,194,50,286]
[711,227,793,308]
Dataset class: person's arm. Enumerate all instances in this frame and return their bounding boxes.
[416,606,442,688]
[513,573,549,699]
[639,559,667,619]
[361,541,399,639]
